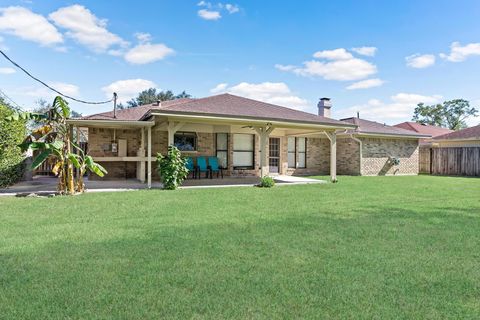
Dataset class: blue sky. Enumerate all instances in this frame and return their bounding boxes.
[1,0,480,125]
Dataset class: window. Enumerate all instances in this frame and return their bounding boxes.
[216,133,228,168]
[174,132,197,151]
[297,137,306,168]
[233,134,254,169]
[287,137,296,168]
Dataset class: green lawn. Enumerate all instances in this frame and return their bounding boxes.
[1,176,480,319]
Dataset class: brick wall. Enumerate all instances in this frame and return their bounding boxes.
[361,137,419,175]
[88,128,141,180]
[337,137,361,175]
[284,137,330,176]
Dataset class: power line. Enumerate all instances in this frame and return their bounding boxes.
[0,88,24,111]
[0,49,114,105]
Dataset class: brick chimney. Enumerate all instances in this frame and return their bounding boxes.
[318,97,332,118]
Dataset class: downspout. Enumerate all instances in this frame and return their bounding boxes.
[350,134,363,176]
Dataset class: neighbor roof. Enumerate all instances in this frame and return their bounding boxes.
[81,93,354,128]
[433,124,480,140]
[394,121,453,138]
[80,98,192,121]
[341,117,430,138]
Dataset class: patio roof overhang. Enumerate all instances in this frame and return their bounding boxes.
[66,119,155,128]
[148,111,356,131]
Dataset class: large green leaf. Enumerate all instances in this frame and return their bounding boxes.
[50,140,64,150]
[31,149,52,170]
[67,153,81,168]
[85,156,107,177]
[53,96,70,118]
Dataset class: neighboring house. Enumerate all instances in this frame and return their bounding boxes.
[394,122,453,144]
[423,125,480,176]
[394,121,454,173]
[67,94,427,187]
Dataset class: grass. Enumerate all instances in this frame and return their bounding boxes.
[1,175,480,319]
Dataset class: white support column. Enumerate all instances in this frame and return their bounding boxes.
[255,126,274,177]
[147,126,152,188]
[325,131,337,182]
[137,128,146,183]
[167,121,186,146]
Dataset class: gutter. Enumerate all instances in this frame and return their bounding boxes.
[67,119,155,127]
[148,111,357,130]
[350,134,363,176]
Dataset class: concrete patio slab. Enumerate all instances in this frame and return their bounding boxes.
[0,175,325,196]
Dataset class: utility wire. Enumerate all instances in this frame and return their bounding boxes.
[0,49,114,105]
[0,88,25,111]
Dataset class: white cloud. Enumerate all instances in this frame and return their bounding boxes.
[225,4,240,13]
[276,48,378,81]
[124,43,175,64]
[210,83,228,93]
[49,4,127,53]
[197,2,239,19]
[346,78,384,90]
[210,81,309,110]
[313,48,353,60]
[406,54,435,68]
[134,32,152,43]
[0,6,63,46]
[24,82,80,100]
[198,9,221,20]
[336,93,442,123]
[0,67,16,74]
[102,79,156,104]
[351,46,377,57]
[440,41,480,62]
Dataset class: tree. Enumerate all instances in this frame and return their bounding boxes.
[156,146,189,190]
[412,99,478,130]
[7,96,106,194]
[0,98,27,188]
[122,88,192,109]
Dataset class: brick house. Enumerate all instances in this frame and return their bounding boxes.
[67,94,428,187]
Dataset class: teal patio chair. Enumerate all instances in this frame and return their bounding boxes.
[196,156,209,179]
[185,157,196,179]
[208,156,223,179]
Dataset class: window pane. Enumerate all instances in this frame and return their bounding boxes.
[287,137,295,152]
[297,137,306,152]
[174,132,196,151]
[288,153,296,168]
[216,133,228,150]
[298,153,306,168]
[217,151,228,168]
[233,152,253,167]
[233,134,253,151]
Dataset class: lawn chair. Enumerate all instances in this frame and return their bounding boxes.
[208,156,223,179]
[196,156,209,179]
[185,157,196,179]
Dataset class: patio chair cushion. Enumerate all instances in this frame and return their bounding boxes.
[185,157,195,171]
[208,157,220,171]
[197,157,208,172]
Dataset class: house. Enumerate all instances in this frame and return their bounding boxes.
[394,122,453,144]
[67,94,427,187]
[430,124,480,176]
[394,121,454,173]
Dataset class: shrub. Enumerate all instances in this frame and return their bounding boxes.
[258,176,275,188]
[0,103,26,188]
[156,146,189,190]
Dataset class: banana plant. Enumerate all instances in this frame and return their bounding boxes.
[7,96,107,194]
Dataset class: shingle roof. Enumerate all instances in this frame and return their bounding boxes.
[80,99,191,121]
[341,117,430,138]
[433,124,480,140]
[81,93,354,127]
[393,122,453,137]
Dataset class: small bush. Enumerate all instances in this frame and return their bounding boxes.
[0,103,26,188]
[258,176,275,188]
[156,146,189,190]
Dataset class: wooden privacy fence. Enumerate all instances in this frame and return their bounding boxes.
[429,147,480,176]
